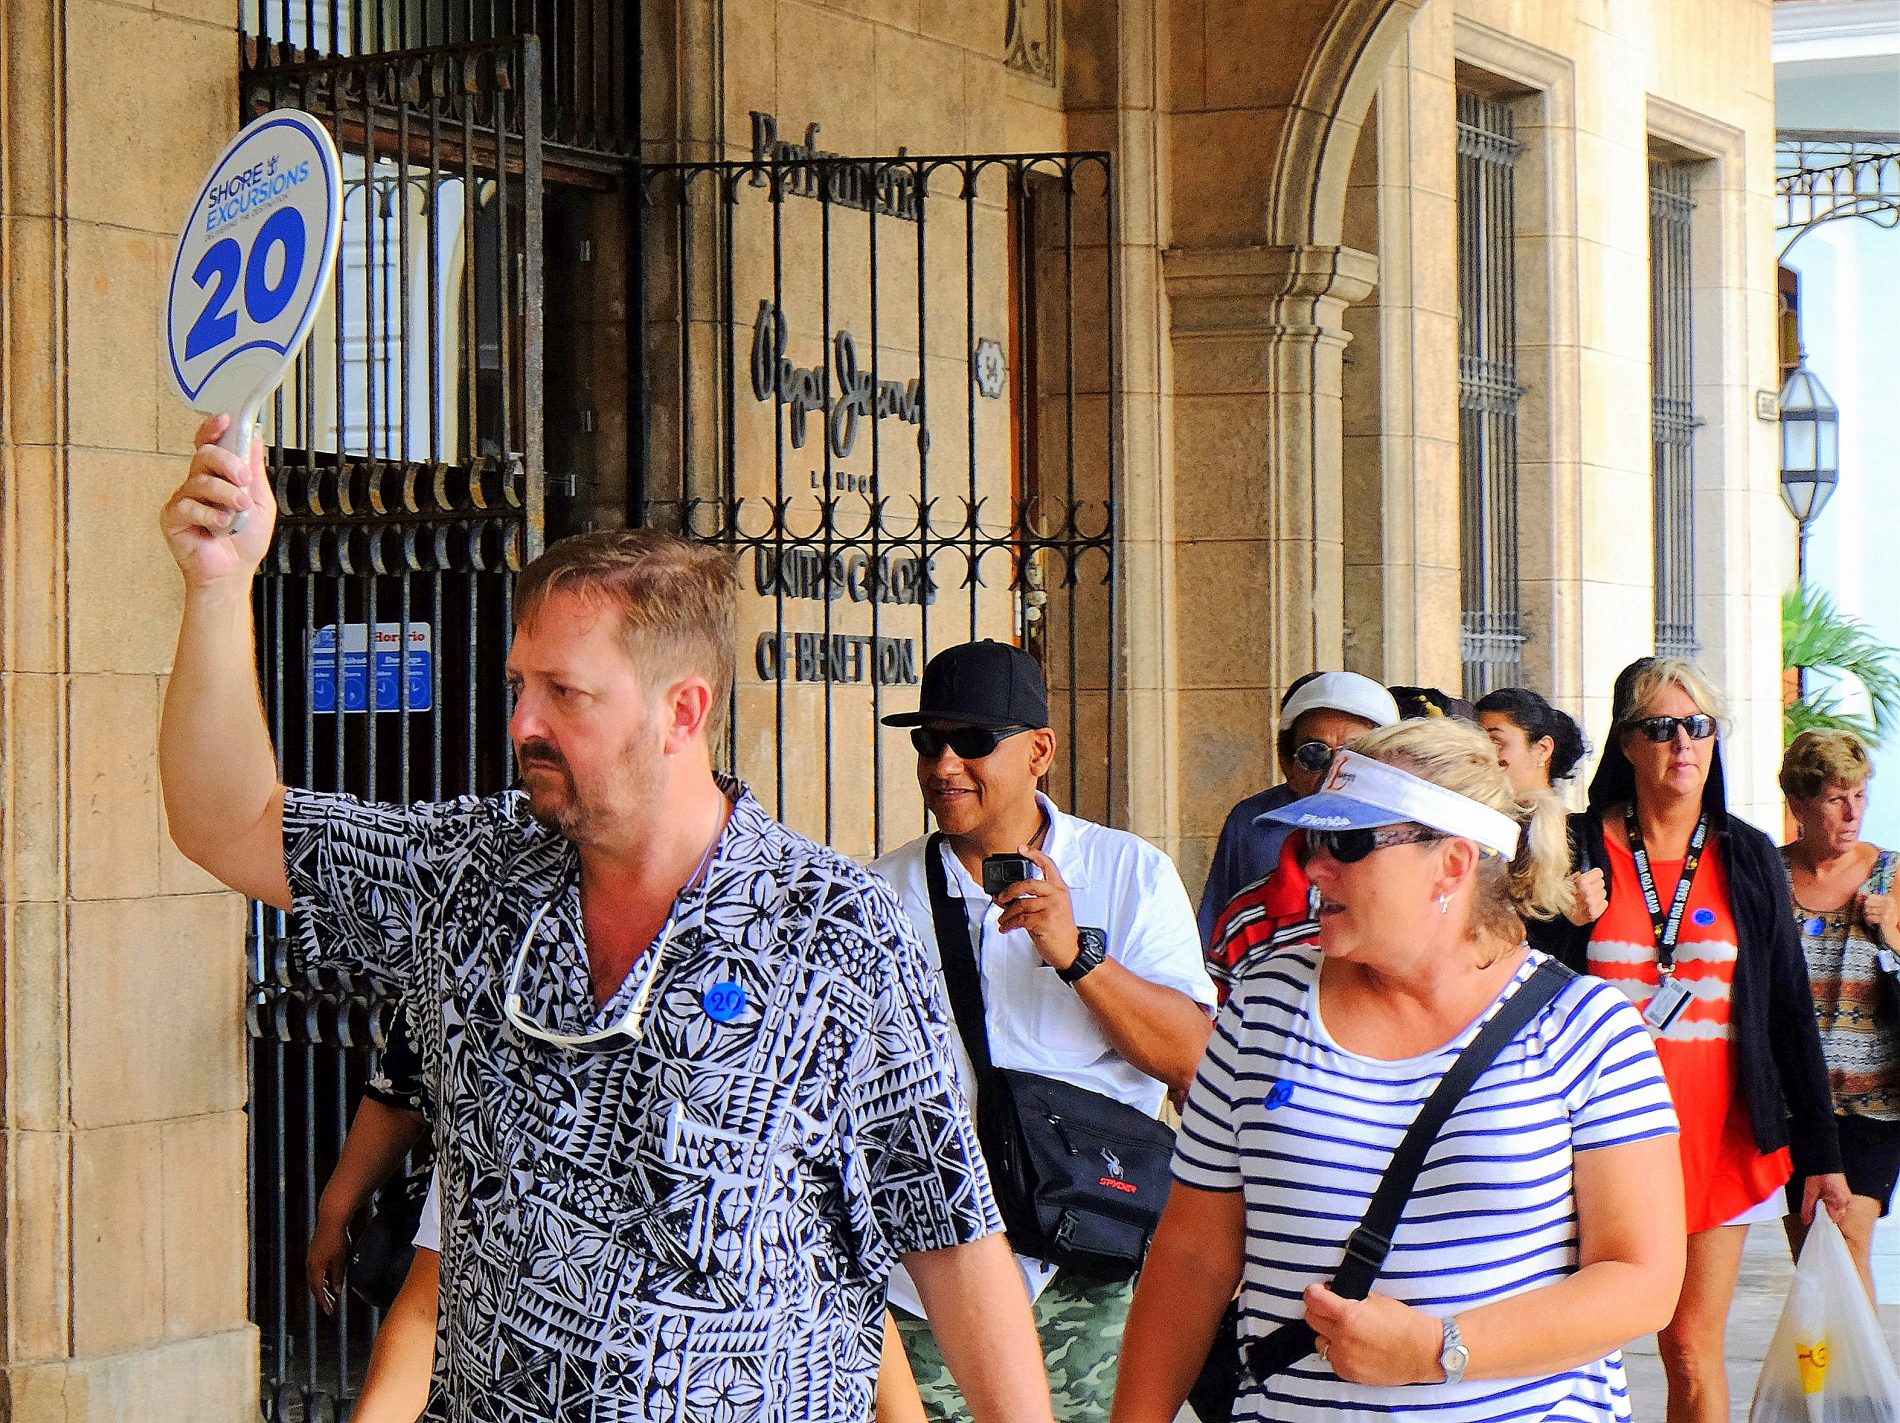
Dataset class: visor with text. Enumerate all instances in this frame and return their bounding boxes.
[1258,750,1522,859]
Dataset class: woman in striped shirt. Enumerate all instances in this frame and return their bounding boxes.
[1114,719,1686,1423]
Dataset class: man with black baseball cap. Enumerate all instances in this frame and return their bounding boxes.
[874,639,1215,1421]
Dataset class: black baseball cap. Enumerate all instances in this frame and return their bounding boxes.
[880,639,1051,730]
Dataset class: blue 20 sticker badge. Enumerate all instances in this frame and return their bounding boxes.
[164,110,342,422]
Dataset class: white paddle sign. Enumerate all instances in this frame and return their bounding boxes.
[165,109,342,534]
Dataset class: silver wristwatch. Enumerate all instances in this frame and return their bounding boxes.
[1438,1315,1470,1384]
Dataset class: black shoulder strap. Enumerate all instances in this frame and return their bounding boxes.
[1245,957,1576,1381]
[924,833,998,1081]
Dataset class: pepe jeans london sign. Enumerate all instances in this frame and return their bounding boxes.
[749,300,927,460]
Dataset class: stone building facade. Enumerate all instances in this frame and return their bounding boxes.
[0,0,1786,1416]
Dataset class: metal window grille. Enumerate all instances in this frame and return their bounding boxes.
[1650,160,1699,659]
[1456,92,1527,695]
[241,0,637,155]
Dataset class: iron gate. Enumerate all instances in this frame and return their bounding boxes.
[236,25,1121,1413]
[636,148,1121,857]
[242,36,541,1419]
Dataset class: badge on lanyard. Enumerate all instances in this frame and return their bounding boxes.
[1643,975,1695,1033]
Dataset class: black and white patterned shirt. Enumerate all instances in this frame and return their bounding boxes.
[284,777,1000,1423]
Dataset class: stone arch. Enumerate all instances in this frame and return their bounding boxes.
[1266,0,1424,250]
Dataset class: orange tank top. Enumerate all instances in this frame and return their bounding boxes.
[1586,821,1791,1232]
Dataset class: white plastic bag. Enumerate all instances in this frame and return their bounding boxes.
[1749,1212,1900,1423]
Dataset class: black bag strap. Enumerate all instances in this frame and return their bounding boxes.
[1245,956,1575,1381]
[925,833,1000,1084]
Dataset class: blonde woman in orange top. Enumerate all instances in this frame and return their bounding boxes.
[1532,657,1847,1423]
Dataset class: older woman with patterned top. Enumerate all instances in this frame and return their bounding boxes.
[1780,729,1900,1298]
[1535,657,1847,1423]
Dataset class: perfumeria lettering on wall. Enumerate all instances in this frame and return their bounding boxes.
[748,112,920,222]
[203,154,311,234]
[751,301,928,460]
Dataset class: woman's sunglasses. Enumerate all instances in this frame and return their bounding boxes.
[1629,714,1716,743]
[1291,740,1336,774]
[1303,823,1443,864]
[910,725,1032,760]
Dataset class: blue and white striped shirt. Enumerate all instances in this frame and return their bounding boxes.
[1175,946,1678,1423]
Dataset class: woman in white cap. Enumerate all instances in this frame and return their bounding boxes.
[1113,719,1685,1423]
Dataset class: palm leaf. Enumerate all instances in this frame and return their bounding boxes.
[1782,585,1900,747]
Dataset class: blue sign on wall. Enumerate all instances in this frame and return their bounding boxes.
[311,623,433,713]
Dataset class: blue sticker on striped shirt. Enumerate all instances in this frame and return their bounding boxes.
[1807,916,1828,937]
[1692,907,1716,928]
[1264,1081,1294,1109]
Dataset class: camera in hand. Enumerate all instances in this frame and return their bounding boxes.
[981,853,1039,898]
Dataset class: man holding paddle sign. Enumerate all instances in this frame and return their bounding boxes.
[158,117,1054,1423]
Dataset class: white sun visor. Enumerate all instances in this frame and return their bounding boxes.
[1259,749,1522,859]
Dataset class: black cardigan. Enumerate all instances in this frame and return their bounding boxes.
[1528,810,1842,1178]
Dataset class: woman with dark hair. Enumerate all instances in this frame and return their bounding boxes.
[1538,657,1846,1423]
[1475,688,1586,795]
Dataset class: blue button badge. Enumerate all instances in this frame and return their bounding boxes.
[1692,907,1717,928]
[702,981,748,1022]
[1807,917,1828,937]
[1264,1081,1294,1109]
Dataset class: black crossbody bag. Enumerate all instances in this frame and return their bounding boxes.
[925,835,1177,1278]
[1188,956,1575,1423]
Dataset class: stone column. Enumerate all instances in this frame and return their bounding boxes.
[1165,242,1377,887]
[2,1,257,1417]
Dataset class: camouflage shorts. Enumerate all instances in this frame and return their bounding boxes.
[893,1270,1136,1421]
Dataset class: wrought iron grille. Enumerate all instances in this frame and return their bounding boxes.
[242,38,542,1420]
[1776,129,1900,258]
[241,0,635,155]
[1455,92,1526,695]
[635,150,1120,857]
[1649,161,1699,660]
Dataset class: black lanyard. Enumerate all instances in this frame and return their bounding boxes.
[1624,809,1709,977]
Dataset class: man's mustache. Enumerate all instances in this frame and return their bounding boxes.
[516,741,569,773]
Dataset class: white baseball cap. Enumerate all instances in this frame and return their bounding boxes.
[1261,750,1522,859]
[1281,672,1400,734]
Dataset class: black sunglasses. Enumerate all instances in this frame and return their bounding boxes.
[1291,740,1336,774]
[910,725,1032,760]
[1629,714,1716,743]
[1303,824,1443,864]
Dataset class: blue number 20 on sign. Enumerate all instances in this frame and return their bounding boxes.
[184,206,309,361]
[165,110,342,497]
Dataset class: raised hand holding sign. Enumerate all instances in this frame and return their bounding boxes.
[164,109,341,535]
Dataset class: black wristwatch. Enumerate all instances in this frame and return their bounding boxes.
[1058,928,1108,985]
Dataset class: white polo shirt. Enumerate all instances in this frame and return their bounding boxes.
[872,792,1214,1310]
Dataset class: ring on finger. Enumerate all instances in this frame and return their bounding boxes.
[1316,1338,1329,1361]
